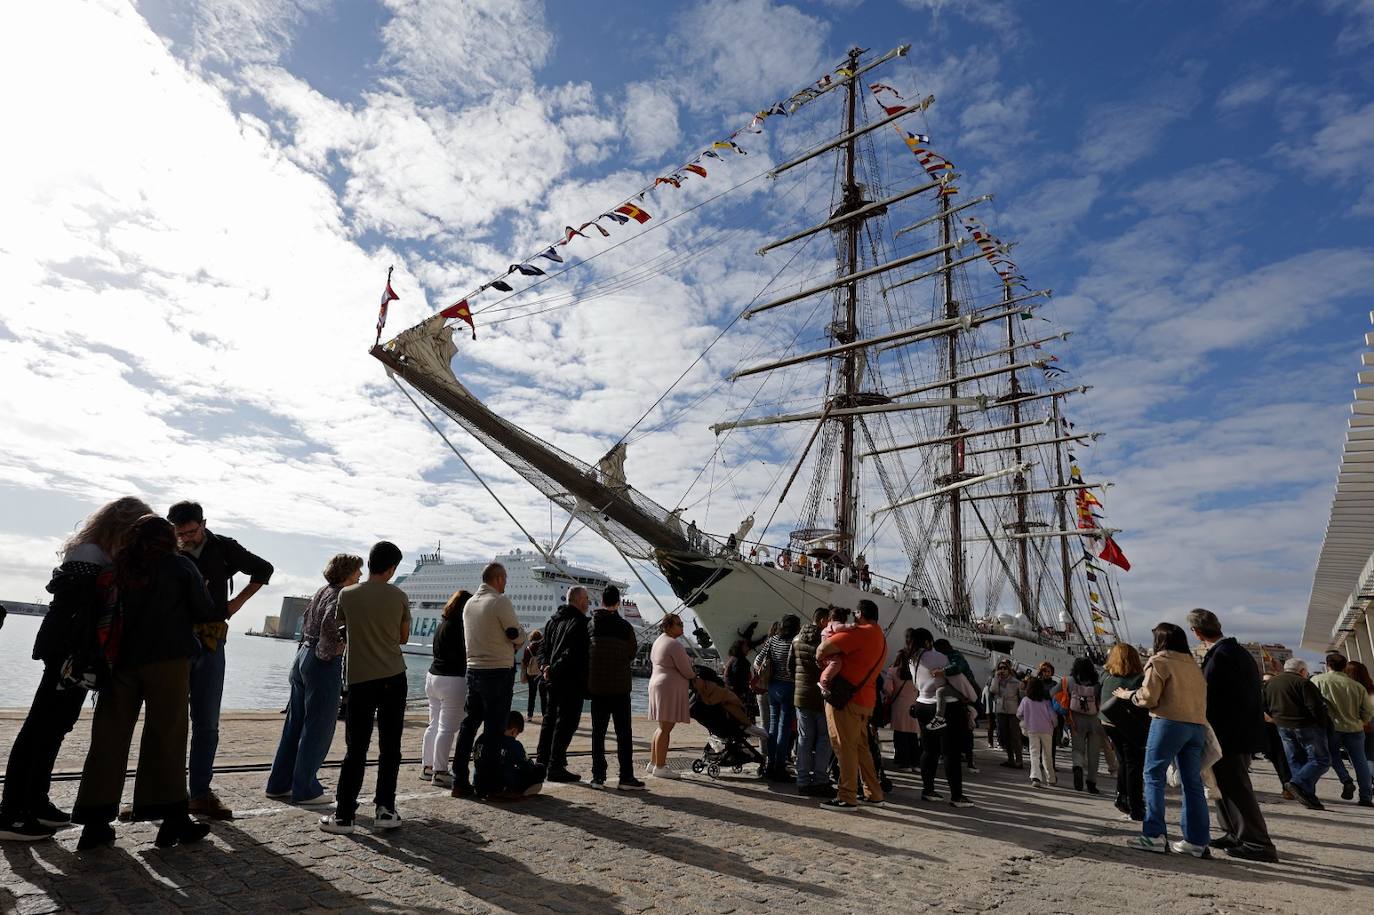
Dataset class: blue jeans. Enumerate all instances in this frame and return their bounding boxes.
[1278,724,1330,796]
[795,707,832,786]
[767,681,796,770]
[188,638,227,800]
[266,646,343,801]
[1142,718,1209,846]
[1329,728,1372,802]
[453,668,515,793]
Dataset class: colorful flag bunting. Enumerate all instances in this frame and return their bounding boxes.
[375,266,399,345]
[439,299,476,339]
[582,221,610,237]
[602,211,630,225]
[615,203,652,224]
[482,279,514,293]
[508,263,545,276]
[712,140,747,155]
[1098,535,1131,571]
[562,225,588,244]
[539,246,564,263]
[654,176,681,189]
[702,148,721,160]
[684,163,707,178]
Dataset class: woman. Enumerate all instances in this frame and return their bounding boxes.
[909,627,976,808]
[522,630,546,720]
[0,496,152,842]
[724,639,758,723]
[422,589,471,790]
[1099,642,1147,821]
[1067,657,1106,794]
[754,621,780,735]
[1114,623,1210,856]
[762,615,801,780]
[1347,661,1374,782]
[266,553,362,805]
[71,515,217,850]
[884,648,919,772]
[646,613,699,778]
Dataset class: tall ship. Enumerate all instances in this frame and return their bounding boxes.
[394,547,643,655]
[371,45,1132,684]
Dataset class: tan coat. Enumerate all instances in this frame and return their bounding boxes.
[1131,650,1208,725]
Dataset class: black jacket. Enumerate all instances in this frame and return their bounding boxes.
[118,554,217,667]
[33,558,110,666]
[586,608,636,697]
[429,618,467,677]
[1200,637,1267,755]
[183,530,274,619]
[540,604,590,692]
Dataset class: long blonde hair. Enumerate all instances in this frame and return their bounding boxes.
[61,496,154,559]
[1104,642,1144,677]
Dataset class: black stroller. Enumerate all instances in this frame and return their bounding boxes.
[688,666,767,779]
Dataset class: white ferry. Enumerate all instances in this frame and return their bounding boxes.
[394,547,644,655]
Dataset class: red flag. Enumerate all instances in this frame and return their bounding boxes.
[1098,535,1131,571]
[440,299,476,340]
[684,163,707,178]
[615,203,651,224]
[375,266,399,345]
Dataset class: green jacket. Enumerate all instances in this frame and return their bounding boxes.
[1263,671,1328,730]
[1312,671,1374,733]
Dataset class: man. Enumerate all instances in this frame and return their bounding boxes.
[992,661,1025,769]
[452,563,527,798]
[586,586,645,791]
[1312,652,1374,807]
[814,599,886,811]
[1189,608,1279,862]
[1263,657,1331,810]
[320,542,410,834]
[536,586,592,783]
[168,501,273,821]
[791,606,834,798]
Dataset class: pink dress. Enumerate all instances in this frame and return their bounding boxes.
[647,634,696,723]
[884,667,919,733]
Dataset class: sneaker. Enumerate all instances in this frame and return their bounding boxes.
[546,768,582,783]
[925,716,947,731]
[1341,781,1356,801]
[265,789,292,800]
[420,766,433,782]
[644,762,657,777]
[0,818,56,842]
[1358,798,1374,808]
[859,797,888,808]
[617,778,648,791]
[1281,787,1295,801]
[950,796,975,809]
[819,798,859,811]
[1208,837,1240,851]
[967,763,980,774]
[295,794,334,808]
[450,783,473,799]
[32,802,71,829]
[920,791,943,802]
[1285,782,1324,811]
[522,782,544,797]
[1169,839,1211,858]
[588,779,606,790]
[651,766,680,780]
[374,806,402,830]
[1225,845,1280,863]
[804,783,838,799]
[1031,778,1042,788]
[1124,836,1167,854]
[188,793,234,821]
[432,772,454,789]
[319,814,354,835]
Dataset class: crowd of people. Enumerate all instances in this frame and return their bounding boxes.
[4,498,1372,861]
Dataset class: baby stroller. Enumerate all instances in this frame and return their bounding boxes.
[688,666,767,779]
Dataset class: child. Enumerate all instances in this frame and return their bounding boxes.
[475,711,545,799]
[924,638,979,732]
[816,607,854,698]
[1018,677,1058,788]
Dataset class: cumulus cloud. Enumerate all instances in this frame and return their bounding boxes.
[623,82,682,162]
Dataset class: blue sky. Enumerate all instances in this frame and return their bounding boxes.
[2,0,1372,653]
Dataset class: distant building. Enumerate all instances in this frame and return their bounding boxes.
[277,596,309,639]
[0,600,48,617]
[1191,641,1291,675]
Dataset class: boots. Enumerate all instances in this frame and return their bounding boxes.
[1073,766,1084,791]
[155,813,211,848]
[1086,781,1100,795]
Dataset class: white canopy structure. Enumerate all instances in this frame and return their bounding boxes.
[1302,310,1374,662]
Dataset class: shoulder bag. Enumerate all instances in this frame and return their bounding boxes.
[825,631,887,711]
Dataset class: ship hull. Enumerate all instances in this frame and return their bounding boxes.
[656,553,1087,684]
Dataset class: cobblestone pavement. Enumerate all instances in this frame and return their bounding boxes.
[1,709,1371,913]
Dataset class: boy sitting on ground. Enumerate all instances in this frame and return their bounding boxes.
[474,712,546,799]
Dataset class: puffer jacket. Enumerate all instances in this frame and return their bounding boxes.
[586,608,636,697]
[790,623,824,711]
[541,603,590,691]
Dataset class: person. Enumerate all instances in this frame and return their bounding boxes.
[753,621,780,736]
[1188,608,1279,862]
[1115,622,1210,857]
[1099,642,1147,821]
[1345,660,1374,785]
[724,639,759,723]
[536,586,591,782]
[521,630,546,720]
[1066,657,1106,794]
[933,638,979,771]
[1263,657,1331,810]
[979,679,997,749]
[762,614,801,781]
[791,607,835,796]
[910,628,977,808]
[586,586,645,790]
[167,500,274,821]
[421,589,470,790]
[70,514,217,850]
[1260,673,1295,799]
[1311,652,1374,807]
[885,649,920,773]
[816,607,853,698]
[814,600,887,811]
[991,660,1024,769]
[478,712,545,799]
[1018,676,1057,788]
[266,553,363,805]
[452,563,527,798]
[320,542,410,834]
[1,496,151,842]
[1036,661,1064,771]
[646,613,699,779]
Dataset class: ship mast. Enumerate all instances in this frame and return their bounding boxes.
[940,188,969,620]
[835,46,863,561]
[1051,395,1078,639]
[1003,284,1032,618]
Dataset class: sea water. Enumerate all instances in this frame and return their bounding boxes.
[0,614,649,713]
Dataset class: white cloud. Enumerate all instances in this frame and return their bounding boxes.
[1076,67,1204,174]
[1216,70,1286,111]
[1326,0,1374,51]
[161,0,330,65]
[623,82,682,163]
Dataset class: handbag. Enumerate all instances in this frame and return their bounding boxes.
[824,632,887,711]
[748,649,771,695]
[1099,692,1149,740]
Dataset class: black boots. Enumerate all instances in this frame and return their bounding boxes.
[155,814,211,848]
[1073,766,1084,791]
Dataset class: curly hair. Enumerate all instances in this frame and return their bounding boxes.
[322,553,364,587]
[61,496,154,559]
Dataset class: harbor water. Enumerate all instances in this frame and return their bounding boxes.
[0,614,650,714]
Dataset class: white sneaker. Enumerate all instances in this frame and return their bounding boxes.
[296,794,334,808]
[374,806,402,830]
[420,766,433,782]
[1170,839,1211,858]
[1124,836,1167,854]
[644,762,657,777]
[432,772,453,789]
[265,789,291,800]
[319,814,354,835]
